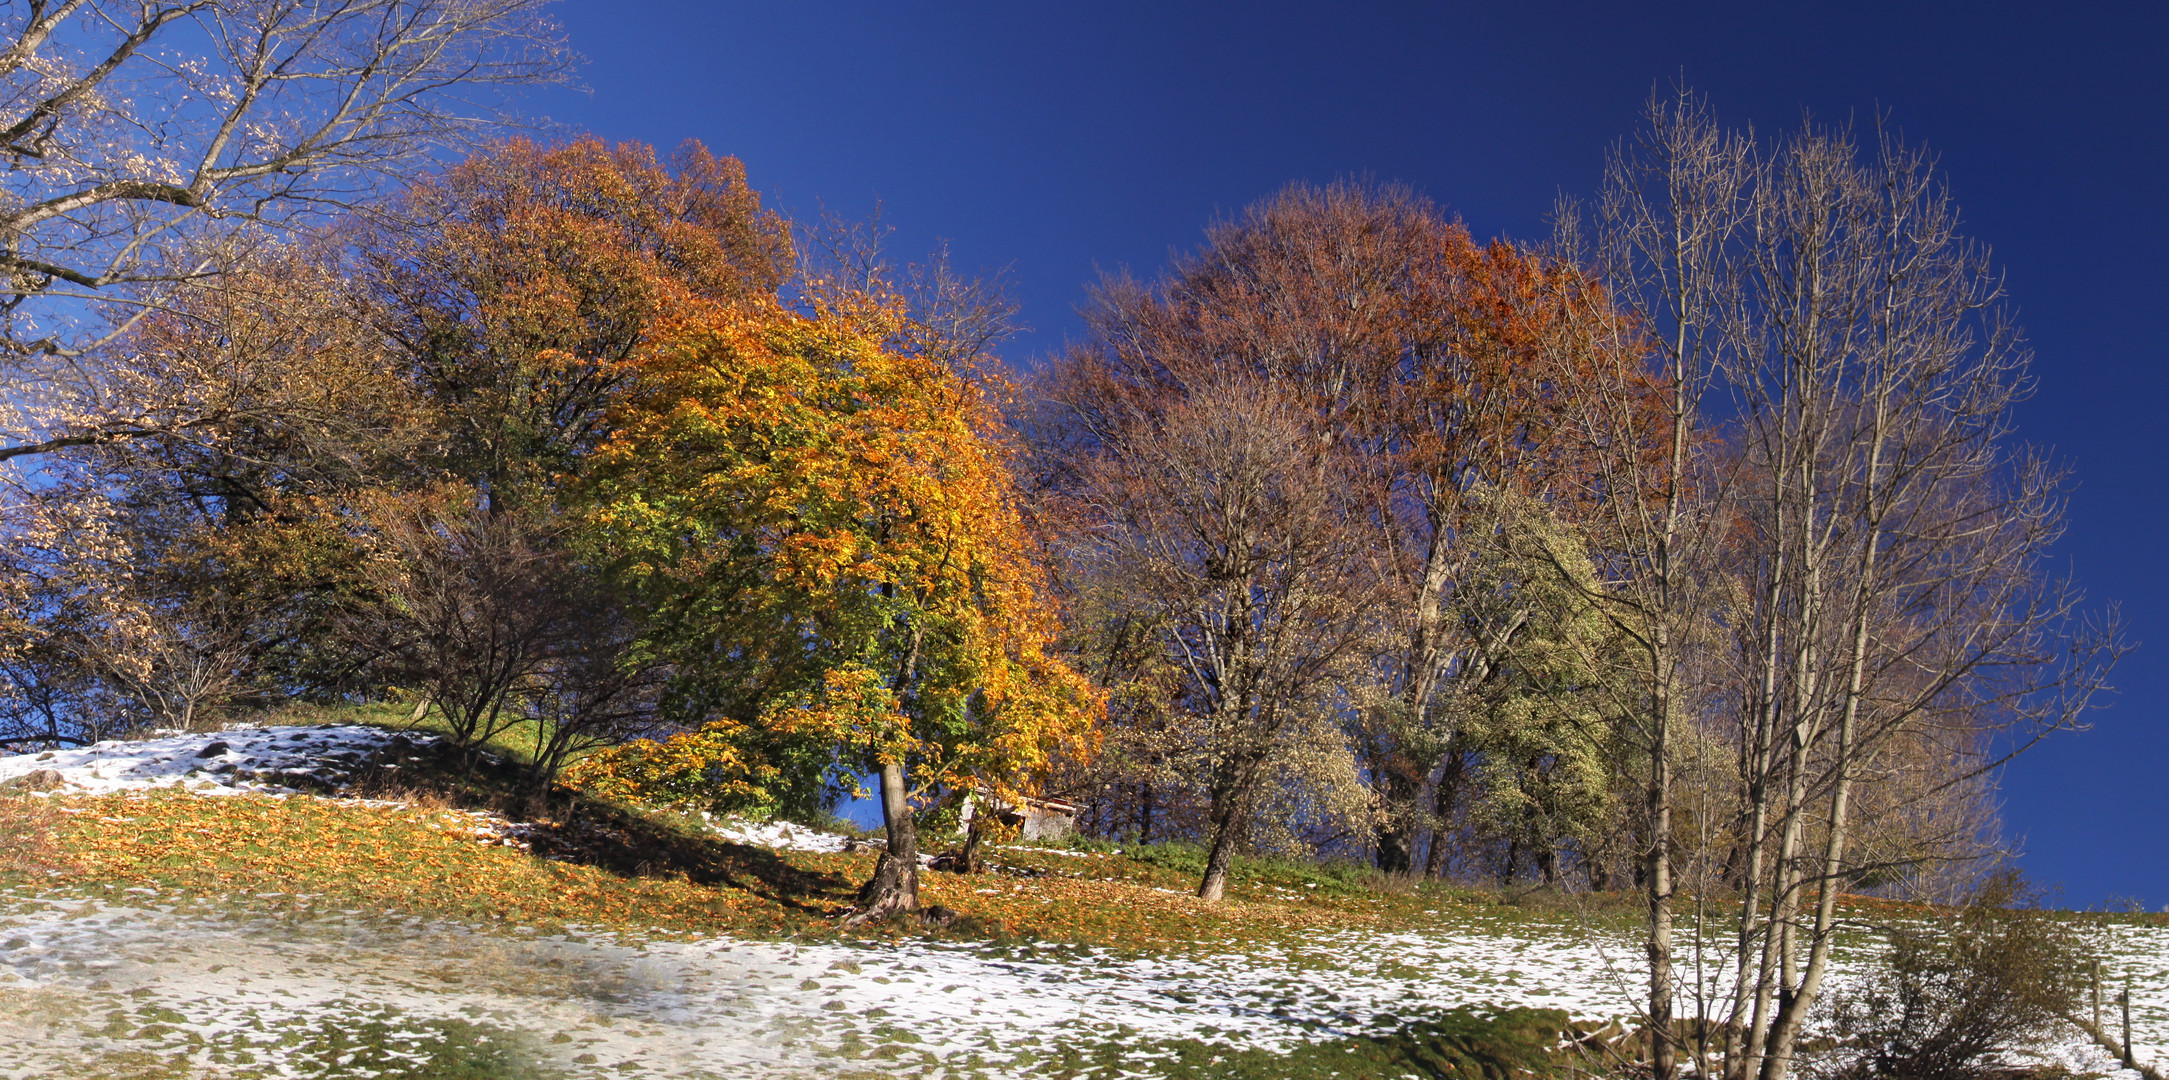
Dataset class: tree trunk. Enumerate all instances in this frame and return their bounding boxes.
[1198,786,1244,902]
[1425,738,1467,879]
[848,759,920,924]
[1646,658,1677,1080]
[1373,760,1424,873]
[1758,427,1890,1080]
[958,813,988,874]
[1384,512,1456,874]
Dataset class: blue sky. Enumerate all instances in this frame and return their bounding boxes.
[528,1,2169,906]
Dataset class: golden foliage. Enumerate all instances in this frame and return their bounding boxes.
[577,295,1099,813]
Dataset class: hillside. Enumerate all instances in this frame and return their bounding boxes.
[0,722,2159,1080]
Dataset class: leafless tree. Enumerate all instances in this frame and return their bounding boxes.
[1551,85,1752,1080]
[358,483,660,788]
[1053,369,1377,901]
[0,0,569,357]
[1567,88,2123,1080]
[1711,118,2121,1080]
[0,0,568,486]
[795,206,1023,378]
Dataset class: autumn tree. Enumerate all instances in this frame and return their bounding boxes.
[360,137,793,505]
[285,138,795,769]
[1363,224,1651,877]
[582,296,1097,921]
[0,3,571,744]
[1,135,798,757]
[0,248,425,744]
[1036,180,1647,897]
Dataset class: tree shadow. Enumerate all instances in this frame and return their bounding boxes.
[345,736,859,916]
[1352,1008,1586,1080]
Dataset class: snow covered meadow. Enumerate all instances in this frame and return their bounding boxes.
[0,878,2159,1080]
[0,727,2160,1079]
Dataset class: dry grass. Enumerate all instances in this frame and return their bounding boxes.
[0,793,75,879]
[0,786,1493,953]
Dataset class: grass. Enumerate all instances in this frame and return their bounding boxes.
[4,707,2079,959]
[0,703,1699,971]
[204,1008,557,1080]
[1,783,1509,954]
[0,703,1604,954]
[1037,1006,1603,1080]
[0,766,1644,1079]
[0,986,562,1080]
[16,709,2115,1080]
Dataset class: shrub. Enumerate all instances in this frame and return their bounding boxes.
[1815,872,2094,1080]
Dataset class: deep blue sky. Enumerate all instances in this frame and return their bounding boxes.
[531,1,2167,907]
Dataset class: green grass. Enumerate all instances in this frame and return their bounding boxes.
[1039,1006,1600,1080]
[0,985,557,1080]
[206,1007,556,1080]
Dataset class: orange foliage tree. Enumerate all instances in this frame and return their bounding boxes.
[330,138,794,769]
[359,137,793,504]
[572,294,1099,920]
[1040,180,1651,897]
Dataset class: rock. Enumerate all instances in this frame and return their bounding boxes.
[918,905,959,927]
[196,741,229,758]
[11,769,63,792]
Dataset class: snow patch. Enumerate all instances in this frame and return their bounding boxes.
[695,813,858,854]
[0,898,2155,1080]
[0,725,437,797]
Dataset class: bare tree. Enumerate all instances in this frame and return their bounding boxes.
[0,0,569,356]
[795,206,1024,381]
[0,471,288,738]
[355,483,665,783]
[1568,89,2122,1080]
[0,0,568,488]
[1551,85,1752,1080]
[1054,370,1376,901]
[1712,118,2121,1080]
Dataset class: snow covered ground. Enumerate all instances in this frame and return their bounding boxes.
[2097,922,2169,1073]
[696,813,859,855]
[0,881,2155,1079]
[0,888,1737,1079]
[0,729,2157,1078]
[0,725,435,797]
